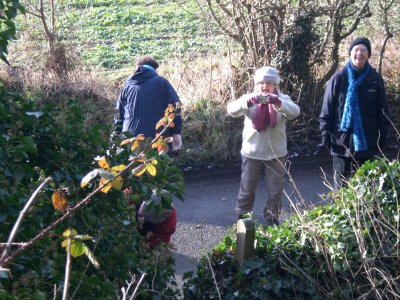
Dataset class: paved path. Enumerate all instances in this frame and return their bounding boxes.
[171,153,334,282]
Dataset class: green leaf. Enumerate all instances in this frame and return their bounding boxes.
[84,245,100,269]
[21,136,37,154]
[0,289,15,300]
[74,235,94,241]
[31,291,46,300]
[332,261,341,271]
[166,182,179,192]
[70,241,86,258]
[160,192,173,209]
[182,271,193,280]
[223,236,232,247]
[98,169,115,181]
[174,191,184,201]
[80,169,99,188]
[63,228,78,238]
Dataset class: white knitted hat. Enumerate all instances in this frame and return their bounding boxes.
[139,200,173,224]
[254,66,280,85]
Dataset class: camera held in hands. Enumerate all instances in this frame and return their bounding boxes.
[258,95,269,104]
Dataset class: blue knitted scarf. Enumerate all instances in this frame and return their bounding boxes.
[340,62,370,151]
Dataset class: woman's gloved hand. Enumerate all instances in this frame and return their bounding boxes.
[172,134,182,151]
[266,93,281,107]
[247,94,259,107]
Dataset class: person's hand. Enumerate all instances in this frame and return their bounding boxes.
[321,135,331,149]
[172,134,182,151]
[266,93,281,107]
[316,135,331,154]
[247,94,259,107]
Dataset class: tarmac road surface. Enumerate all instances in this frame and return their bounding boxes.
[171,152,335,285]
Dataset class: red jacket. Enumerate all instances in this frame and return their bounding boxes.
[143,208,177,249]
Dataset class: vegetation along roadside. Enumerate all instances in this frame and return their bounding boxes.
[1,0,400,298]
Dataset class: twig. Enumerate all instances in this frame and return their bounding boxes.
[0,242,27,247]
[199,218,222,300]
[0,176,53,262]
[278,250,330,295]
[62,238,72,300]
[121,272,136,300]
[70,235,102,299]
[130,272,146,300]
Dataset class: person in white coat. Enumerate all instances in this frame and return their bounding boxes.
[227,66,300,226]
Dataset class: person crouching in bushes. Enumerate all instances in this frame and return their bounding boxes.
[227,66,300,227]
[138,200,177,249]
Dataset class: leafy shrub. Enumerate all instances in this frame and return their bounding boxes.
[0,0,24,63]
[0,83,183,298]
[183,158,400,299]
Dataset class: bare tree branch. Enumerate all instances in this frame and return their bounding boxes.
[0,176,53,262]
[62,239,72,300]
[377,0,396,73]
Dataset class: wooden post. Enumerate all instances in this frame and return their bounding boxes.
[236,218,255,265]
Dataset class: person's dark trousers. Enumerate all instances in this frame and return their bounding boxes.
[333,155,373,191]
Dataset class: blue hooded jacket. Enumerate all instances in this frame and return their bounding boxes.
[114,66,182,138]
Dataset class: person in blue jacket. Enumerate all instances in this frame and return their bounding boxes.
[114,56,183,151]
[319,37,390,190]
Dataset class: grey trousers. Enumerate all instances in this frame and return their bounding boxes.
[235,155,286,220]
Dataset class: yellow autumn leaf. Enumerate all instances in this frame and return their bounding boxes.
[133,164,147,177]
[100,178,112,193]
[146,163,157,176]
[157,143,165,153]
[131,139,140,151]
[63,228,78,238]
[111,176,124,190]
[151,159,158,165]
[52,190,68,212]
[157,142,169,155]
[136,134,145,140]
[120,138,133,146]
[97,156,110,170]
[61,239,70,248]
[152,141,161,149]
[156,121,162,130]
[111,165,126,173]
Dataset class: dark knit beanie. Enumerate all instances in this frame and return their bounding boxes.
[136,56,159,69]
[348,37,371,58]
